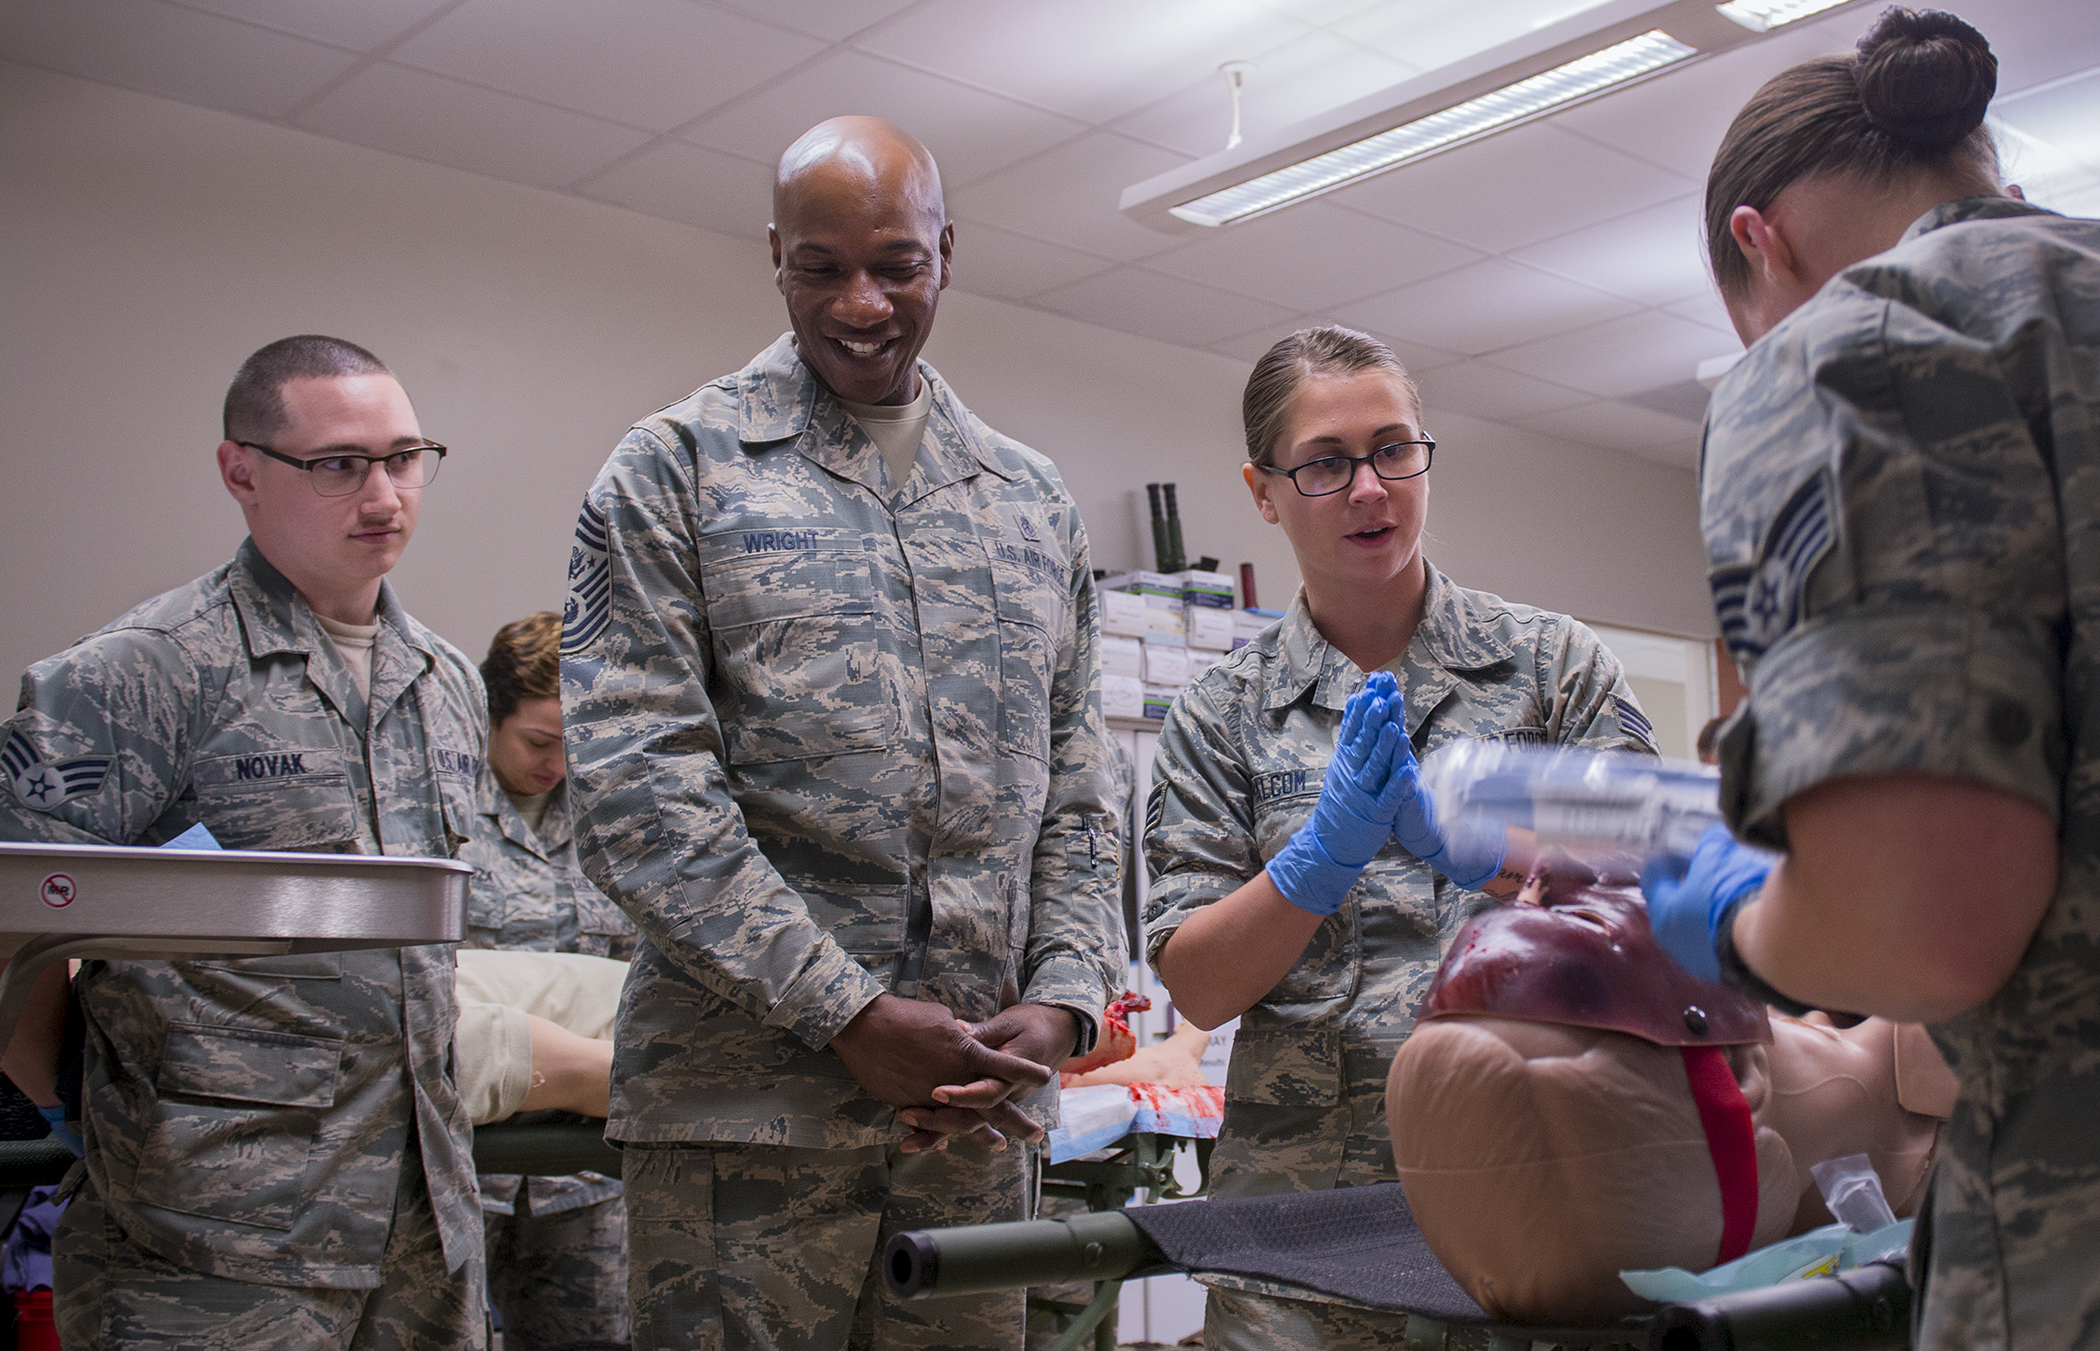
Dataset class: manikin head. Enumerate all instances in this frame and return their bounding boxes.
[770,116,952,406]
[1388,868,1953,1324]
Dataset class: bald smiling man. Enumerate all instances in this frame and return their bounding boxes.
[559,118,1124,1350]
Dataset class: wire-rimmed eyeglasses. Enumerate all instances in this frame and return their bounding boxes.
[237,441,447,497]
[1256,437,1434,498]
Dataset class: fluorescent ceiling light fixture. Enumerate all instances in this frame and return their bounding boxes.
[1715,0,1849,31]
[1167,31,1695,227]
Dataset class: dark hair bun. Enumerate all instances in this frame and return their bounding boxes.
[1856,7,1996,148]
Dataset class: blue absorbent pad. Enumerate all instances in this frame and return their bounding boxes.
[1620,1219,1914,1302]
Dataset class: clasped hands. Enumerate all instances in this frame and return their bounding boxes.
[1266,672,1506,916]
[829,992,1079,1154]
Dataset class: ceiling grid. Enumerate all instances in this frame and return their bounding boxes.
[3,0,2093,469]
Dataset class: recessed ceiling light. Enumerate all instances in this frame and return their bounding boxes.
[1714,0,1850,32]
[1167,31,1696,227]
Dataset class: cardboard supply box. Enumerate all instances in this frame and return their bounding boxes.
[1101,589,1150,639]
[1185,606,1234,652]
[1100,635,1143,680]
[1141,682,1177,721]
[1143,607,1186,640]
[1100,570,1181,602]
[1140,638,1191,687]
[1102,674,1145,720]
[1175,569,1236,609]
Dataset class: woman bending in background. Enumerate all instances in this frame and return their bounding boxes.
[1143,326,1657,1350]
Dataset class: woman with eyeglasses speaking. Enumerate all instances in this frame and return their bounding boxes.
[1141,325,1660,1351]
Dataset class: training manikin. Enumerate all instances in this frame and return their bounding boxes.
[1385,867,1955,1324]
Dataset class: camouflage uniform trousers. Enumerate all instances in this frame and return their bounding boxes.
[55,1144,487,1350]
[623,1138,1036,1351]
[484,1190,629,1351]
[1202,1285,1495,1351]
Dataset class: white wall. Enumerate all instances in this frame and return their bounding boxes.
[0,62,1714,689]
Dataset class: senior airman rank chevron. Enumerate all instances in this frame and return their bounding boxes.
[2,728,112,813]
[1613,696,1654,747]
[561,498,613,656]
[1710,470,1834,665]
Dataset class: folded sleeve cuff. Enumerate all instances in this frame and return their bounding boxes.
[454,999,535,1127]
[1728,607,2062,848]
[1022,956,1110,1055]
[766,939,888,1051]
[1141,870,1244,969]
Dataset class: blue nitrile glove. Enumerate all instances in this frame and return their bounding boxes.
[1641,821,1774,983]
[1266,674,1413,916]
[37,1105,81,1157]
[1389,712,1506,890]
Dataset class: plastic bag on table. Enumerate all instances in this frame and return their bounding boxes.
[1417,740,1762,881]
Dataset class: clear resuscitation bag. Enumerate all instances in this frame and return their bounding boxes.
[1416,739,1734,882]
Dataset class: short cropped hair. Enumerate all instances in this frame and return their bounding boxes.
[482,612,564,728]
[222,335,390,445]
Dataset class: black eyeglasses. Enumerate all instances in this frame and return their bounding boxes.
[238,441,447,497]
[1257,437,1434,498]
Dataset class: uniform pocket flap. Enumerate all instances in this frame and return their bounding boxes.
[156,1023,343,1109]
[704,549,875,629]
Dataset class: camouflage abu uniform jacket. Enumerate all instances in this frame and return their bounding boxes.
[1700,196,2100,1351]
[1144,566,1656,1203]
[0,540,483,1287]
[562,334,1121,1148]
[461,778,634,1216]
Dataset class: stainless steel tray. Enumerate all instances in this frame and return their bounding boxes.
[0,841,470,1044]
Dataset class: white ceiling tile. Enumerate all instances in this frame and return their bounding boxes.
[711,0,922,42]
[297,62,652,190]
[1113,31,1418,160]
[389,0,824,132]
[948,222,1116,302]
[1206,318,1462,373]
[1330,258,1639,356]
[1144,201,1480,311]
[1550,16,1853,179]
[1253,0,1386,24]
[1029,267,1298,348]
[1335,122,1694,254]
[576,141,779,243]
[1416,359,1591,421]
[1663,289,1739,337]
[948,132,1194,262]
[0,0,358,119]
[1486,309,1740,399]
[1508,193,1710,306]
[1332,0,1624,74]
[1961,0,2100,97]
[174,0,457,51]
[1514,399,1703,459]
[682,50,1086,189]
[853,0,1312,124]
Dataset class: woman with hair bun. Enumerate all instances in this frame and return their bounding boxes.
[1641,8,2100,1347]
[1144,325,1658,1350]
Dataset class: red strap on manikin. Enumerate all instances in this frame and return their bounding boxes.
[1680,1044,1759,1265]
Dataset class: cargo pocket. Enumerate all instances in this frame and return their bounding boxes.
[702,549,897,765]
[132,1023,342,1231]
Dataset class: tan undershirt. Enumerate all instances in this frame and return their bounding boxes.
[841,380,933,490]
[316,614,379,700]
[508,788,553,840]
